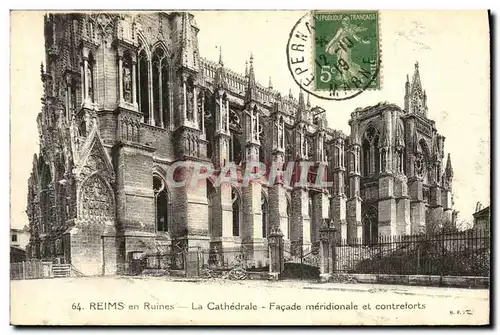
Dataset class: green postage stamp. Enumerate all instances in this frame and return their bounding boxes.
[313,11,380,93]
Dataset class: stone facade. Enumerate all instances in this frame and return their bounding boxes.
[25,12,453,275]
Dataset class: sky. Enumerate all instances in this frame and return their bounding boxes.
[10,10,490,229]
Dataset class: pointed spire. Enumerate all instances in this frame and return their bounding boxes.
[268,76,273,89]
[245,61,248,77]
[298,89,305,110]
[248,53,255,85]
[245,53,256,102]
[445,153,454,179]
[411,61,422,94]
[218,45,223,66]
[306,93,311,108]
[214,46,226,89]
[288,88,293,98]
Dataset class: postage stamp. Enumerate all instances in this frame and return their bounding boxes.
[313,11,380,93]
[286,10,381,101]
[9,10,491,326]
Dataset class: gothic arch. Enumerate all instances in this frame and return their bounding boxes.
[153,173,171,233]
[231,187,242,237]
[361,126,381,176]
[358,121,382,144]
[206,179,217,238]
[152,165,168,182]
[151,41,172,63]
[78,172,115,222]
[136,32,151,58]
[362,205,378,245]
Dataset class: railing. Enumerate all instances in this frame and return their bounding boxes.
[334,229,490,277]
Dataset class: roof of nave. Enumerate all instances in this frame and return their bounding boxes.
[200,57,300,114]
[352,101,404,116]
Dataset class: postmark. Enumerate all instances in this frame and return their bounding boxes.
[286,10,381,101]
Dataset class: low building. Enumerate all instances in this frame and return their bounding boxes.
[473,204,490,233]
[10,227,30,263]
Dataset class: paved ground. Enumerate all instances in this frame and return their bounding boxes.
[10,276,490,325]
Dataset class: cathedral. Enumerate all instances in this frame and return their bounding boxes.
[25,12,454,276]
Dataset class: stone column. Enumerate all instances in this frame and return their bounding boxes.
[131,60,137,106]
[83,57,89,103]
[158,63,163,128]
[183,80,187,122]
[409,177,426,233]
[118,54,123,103]
[268,227,284,280]
[148,60,154,126]
[241,180,263,267]
[331,138,347,241]
[80,63,85,104]
[201,93,205,134]
[194,86,198,125]
[429,183,444,230]
[347,145,362,244]
[66,82,71,119]
[378,111,396,237]
[442,188,453,226]
[319,219,336,282]
[290,187,310,256]
[311,191,328,246]
[395,175,411,235]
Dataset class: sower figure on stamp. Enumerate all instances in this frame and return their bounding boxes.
[325,16,371,82]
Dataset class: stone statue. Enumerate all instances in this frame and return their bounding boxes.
[86,66,93,102]
[187,88,194,120]
[123,66,132,102]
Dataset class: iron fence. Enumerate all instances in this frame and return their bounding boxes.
[334,229,490,277]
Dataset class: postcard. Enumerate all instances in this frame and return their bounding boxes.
[10,10,490,325]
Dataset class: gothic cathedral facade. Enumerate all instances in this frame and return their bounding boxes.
[25,12,454,275]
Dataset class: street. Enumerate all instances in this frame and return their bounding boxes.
[10,276,490,325]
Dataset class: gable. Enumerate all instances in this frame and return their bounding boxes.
[76,127,115,183]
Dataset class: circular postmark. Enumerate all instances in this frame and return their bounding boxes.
[286,11,381,101]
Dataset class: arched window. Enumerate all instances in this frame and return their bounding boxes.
[362,126,381,176]
[374,136,380,174]
[161,53,170,128]
[362,206,378,245]
[153,175,169,232]
[285,130,293,163]
[207,181,216,238]
[152,47,170,128]
[362,139,370,176]
[122,52,133,103]
[232,188,241,237]
[230,134,242,165]
[261,193,268,238]
[87,53,95,103]
[152,50,161,127]
[137,48,149,123]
